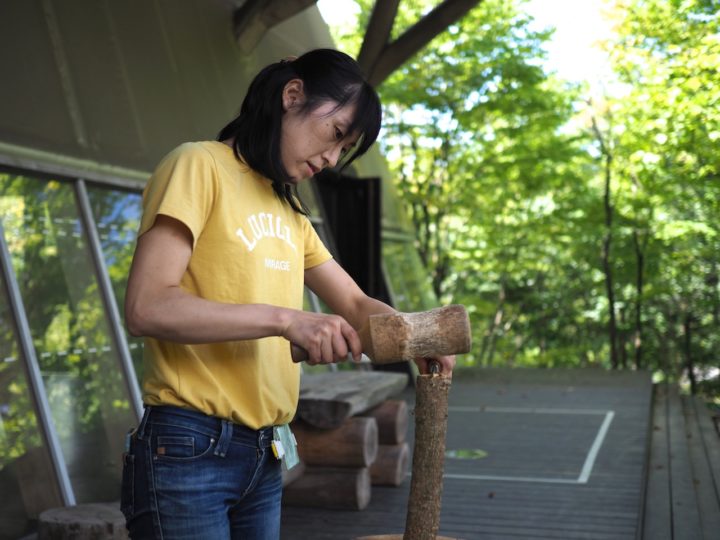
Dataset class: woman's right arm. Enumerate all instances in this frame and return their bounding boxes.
[125,214,359,363]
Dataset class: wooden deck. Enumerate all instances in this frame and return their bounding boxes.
[642,382,720,540]
[281,368,655,540]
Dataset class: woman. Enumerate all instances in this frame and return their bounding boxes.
[121,49,454,539]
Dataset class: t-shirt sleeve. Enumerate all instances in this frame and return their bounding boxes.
[139,142,218,247]
[302,217,333,270]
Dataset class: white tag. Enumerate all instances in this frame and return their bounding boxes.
[271,440,285,460]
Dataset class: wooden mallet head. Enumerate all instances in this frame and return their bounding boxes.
[361,304,471,364]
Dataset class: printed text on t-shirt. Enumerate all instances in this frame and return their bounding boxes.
[236,213,297,252]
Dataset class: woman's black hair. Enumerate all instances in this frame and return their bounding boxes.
[217,49,382,215]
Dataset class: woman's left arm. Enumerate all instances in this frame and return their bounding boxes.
[304,259,455,375]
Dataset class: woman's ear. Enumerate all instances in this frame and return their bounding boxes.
[282,79,305,112]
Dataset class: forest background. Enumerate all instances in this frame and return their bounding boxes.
[323,0,720,398]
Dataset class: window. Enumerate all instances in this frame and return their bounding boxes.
[0,172,136,504]
[0,267,63,538]
[86,186,143,377]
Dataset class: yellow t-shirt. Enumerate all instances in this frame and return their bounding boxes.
[138,141,332,428]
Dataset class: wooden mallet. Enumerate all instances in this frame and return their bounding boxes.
[291,304,471,366]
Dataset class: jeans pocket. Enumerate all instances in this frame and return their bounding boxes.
[120,453,135,518]
[152,425,215,462]
[156,435,195,458]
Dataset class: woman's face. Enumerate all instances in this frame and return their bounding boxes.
[280,81,359,182]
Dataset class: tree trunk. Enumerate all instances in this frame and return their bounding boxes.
[602,154,619,369]
[359,0,482,87]
[632,229,646,369]
[709,258,719,326]
[618,306,628,369]
[683,314,697,395]
[478,283,505,366]
[591,110,619,370]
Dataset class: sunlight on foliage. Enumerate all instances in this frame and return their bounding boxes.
[327,0,719,396]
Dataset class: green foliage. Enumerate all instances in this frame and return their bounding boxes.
[595,0,720,390]
[328,0,719,394]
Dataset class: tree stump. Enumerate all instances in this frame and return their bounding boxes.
[38,502,128,540]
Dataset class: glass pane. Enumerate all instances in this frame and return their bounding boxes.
[86,185,144,379]
[0,173,136,503]
[382,238,438,312]
[0,269,63,539]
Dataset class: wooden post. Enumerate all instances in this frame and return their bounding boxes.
[297,371,408,429]
[404,374,452,540]
[293,417,378,468]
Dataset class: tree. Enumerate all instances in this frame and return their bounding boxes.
[333,0,593,366]
[591,0,720,386]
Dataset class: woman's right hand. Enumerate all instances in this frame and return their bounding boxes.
[281,311,361,365]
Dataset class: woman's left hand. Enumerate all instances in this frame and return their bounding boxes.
[413,355,455,377]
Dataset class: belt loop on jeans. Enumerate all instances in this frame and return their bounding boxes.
[214,419,233,457]
[136,406,152,440]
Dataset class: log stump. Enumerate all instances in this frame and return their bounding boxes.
[360,399,409,445]
[293,416,378,467]
[38,502,128,540]
[370,442,409,486]
[283,466,371,510]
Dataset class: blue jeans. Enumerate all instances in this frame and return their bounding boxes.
[120,405,282,539]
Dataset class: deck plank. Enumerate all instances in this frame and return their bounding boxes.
[641,383,672,540]
[683,395,720,540]
[667,386,703,540]
[692,395,720,503]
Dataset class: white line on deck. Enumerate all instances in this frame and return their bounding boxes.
[443,406,616,485]
[442,473,580,484]
[449,406,608,415]
[576,411,615,483]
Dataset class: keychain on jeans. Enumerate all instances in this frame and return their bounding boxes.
[271,424,300,471]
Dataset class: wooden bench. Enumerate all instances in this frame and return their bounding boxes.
[296,370,408,429]
[642,382,720,540]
